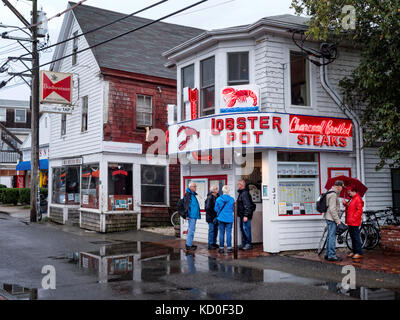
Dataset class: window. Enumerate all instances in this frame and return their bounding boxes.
[15,109,26,123]
[141,165,166,205]
[81,96,88,132]
[391,169,400,208]
[290,51,310,106]
[81,164,100,209]
[72,31,78,65]
[52,168,67,204]
[200,56,215,116]
[0,108,6,122]
[277,152,320,216]
[181,64,194,120]
[108,163,133,211]
[61,114,67,136]
[228,52,249,85]
[136,95,152,128]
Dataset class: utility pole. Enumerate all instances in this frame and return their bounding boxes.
[1,0,40,222]
[30,0,40,222]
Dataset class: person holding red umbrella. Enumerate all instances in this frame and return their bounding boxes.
[343,185,364,260]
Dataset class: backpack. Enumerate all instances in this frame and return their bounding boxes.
[316,191,335,213]
[177,193,189,219]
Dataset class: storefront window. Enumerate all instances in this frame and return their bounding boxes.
[277,152,320,216]
[108,163,133,211]
[52,168,66,204]
[141,165,166,205]
[81,164,100,209]
[52,167,80,205]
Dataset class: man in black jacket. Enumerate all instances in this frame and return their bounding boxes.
[237,180,253,250]
[205,185,219,250]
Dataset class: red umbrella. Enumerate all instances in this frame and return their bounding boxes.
[112,170,128,177]
[325,175,368,198]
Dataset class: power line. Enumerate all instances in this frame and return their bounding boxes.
[9,0,208,77]
[173,0,236,18]
[17,0,169,60]
[4,0,88,35]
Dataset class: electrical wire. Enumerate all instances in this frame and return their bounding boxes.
[14,0,208,75]
[173,0,236,18]
[0,0,208,90]
[18,0,169,60]
[4,0,88,34]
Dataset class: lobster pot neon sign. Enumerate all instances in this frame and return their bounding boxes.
[220,85,260,113]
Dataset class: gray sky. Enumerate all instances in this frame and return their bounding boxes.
[0,0,295,101]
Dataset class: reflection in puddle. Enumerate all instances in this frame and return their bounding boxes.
[0,283,38,300]
[1,241,399,300]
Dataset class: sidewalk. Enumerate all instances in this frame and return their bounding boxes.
[290,248,400,275]
[0,205,30,220]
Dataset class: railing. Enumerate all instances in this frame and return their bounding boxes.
[0,151,19,164]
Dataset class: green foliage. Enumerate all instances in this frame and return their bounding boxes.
[2,188,19,205]
[18,188,30,205]
[0,184,7,189]
[291,0,400,169]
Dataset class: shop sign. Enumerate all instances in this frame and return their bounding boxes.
[168,113,353,153]
[62,158,83,166]
[220,85,260,113]
[40,71,73,105]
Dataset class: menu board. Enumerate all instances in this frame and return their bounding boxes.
[278,181,318,215]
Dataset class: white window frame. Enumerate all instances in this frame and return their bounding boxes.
[140,165,167,205]
[0,108,6,122]
[136,94,152,128]
[14,109,26,123]
[200,55,216,117]
[72,31,78,66]
[284,46,317,115]
[61,114,67,137]
[227,51,250,86]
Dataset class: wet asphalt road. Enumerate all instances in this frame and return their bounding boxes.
[0,213,399,300]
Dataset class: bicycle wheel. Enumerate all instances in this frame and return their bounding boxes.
[170,211,180,227]
[317,227,328,255]
[346,227,368,250]
[364,225,380,250]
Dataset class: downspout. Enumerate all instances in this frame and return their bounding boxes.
[320,59,366,196]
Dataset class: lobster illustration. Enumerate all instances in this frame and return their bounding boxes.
[222,87,258,108]
[177,125,200,151]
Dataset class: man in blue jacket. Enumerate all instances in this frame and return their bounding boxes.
[184,182,201,251]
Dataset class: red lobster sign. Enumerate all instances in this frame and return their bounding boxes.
[222,87,258,108]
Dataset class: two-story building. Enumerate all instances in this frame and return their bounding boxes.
[163,14,395,253]
[47,3,203,231]
[0,99,31,188]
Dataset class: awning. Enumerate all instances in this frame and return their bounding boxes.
[16,159,49,171]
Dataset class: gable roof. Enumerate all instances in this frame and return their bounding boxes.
[69,2,204,80]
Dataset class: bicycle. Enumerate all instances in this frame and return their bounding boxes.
[170,211,180,227]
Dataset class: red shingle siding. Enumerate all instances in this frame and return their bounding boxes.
[102,70,181,227]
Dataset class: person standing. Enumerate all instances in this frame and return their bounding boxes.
[214,185,235,253]
[184,182,201,251]
[343,185,364,260]
[237,180,254,251]
[205,185,220,250]
[324,180,344,261]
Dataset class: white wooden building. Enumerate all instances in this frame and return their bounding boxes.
[163,14,395,253]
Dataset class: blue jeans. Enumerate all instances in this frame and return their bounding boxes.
[208,222,218,246]
[349,226,363,255]
[218,221,233,249]
[326,220,337,259]
[186,218,197,247]
[240,218,252,246]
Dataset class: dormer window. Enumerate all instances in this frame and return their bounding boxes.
[200,56,215,116]
[228,52,249,85]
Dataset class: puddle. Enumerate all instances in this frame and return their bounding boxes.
[0,283,39,300]
[2,241,399,300]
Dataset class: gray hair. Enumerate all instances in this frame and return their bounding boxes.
[222,185,230,194]
[189,182,197,187]
[210,185,219,192]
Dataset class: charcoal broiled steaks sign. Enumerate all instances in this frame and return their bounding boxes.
[40,71,73,105]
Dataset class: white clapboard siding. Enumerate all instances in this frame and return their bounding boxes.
[49,14,103,160]
[364,148,393,210]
